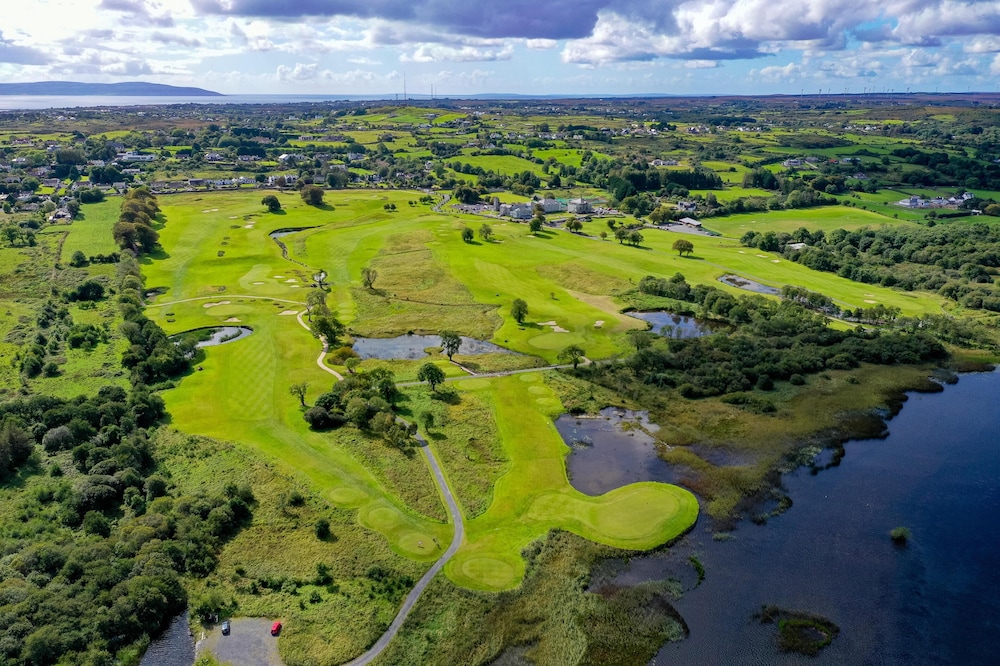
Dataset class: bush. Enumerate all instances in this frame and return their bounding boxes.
[315,519,331,540]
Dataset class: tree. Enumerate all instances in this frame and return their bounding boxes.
[566,219,583,233]
[479,223,493,241]
[289,382,309,407]
[615,228,628,244]
[69,250,88,267]
[672,238,695,256]
[417,363,445,391]
[315,518,331,540]
[626,329,655,351]
[511,298,528,324]
[439,331,461,360]
[301,184,325,206]
[558,344,586,369]
[461,227,474,242]
[628,230,644,246]
[262,194,281,212]
[306,289,329,321]
[361,267,378,289]
[529,218,543,234]
[311,315,345,347]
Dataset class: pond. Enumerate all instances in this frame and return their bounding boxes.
[555,408,685,494]
[596,370,1000,665]
[627,311,727,338]
[267,227,314,239]
[718,274,781,295]
[139,611,194,666]
[352,335,514,360]
[172,326,253,348]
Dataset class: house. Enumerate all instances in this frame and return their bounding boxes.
[119,152,156,162]
[567,198,592,214]
[539,198,564,213]
[676,201,697,213]
[787,242,808,251]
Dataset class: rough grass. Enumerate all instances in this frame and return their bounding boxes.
[159,430,429,666]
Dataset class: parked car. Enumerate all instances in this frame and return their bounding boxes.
[221,620,230,636]
[270,621,282,636]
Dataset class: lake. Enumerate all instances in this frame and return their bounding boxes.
[627,312,727,338]
[572,370,999,665]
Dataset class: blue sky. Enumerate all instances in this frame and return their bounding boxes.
[2,0,1000,95]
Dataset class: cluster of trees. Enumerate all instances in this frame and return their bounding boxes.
[303,369,416,448]
[889,146,1000,190]
[112,187,160,255]
[594,274,945,399]
[116,253,193,385]
[17,300,100,379]
[742,223,1000,312]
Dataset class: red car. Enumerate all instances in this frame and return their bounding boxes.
[270,621,282,636]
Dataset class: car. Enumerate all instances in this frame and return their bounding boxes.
[270,621,282,636]
[221,620,230,636]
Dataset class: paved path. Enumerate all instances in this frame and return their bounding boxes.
[341,427,464,666]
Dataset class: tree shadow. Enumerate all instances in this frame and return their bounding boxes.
[268,209,287,215]
[680,254,705,261]
[463,239,483,246]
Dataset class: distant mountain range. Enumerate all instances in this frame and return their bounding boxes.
[0,81,223,96]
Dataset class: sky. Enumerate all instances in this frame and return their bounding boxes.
[2,0,1000,96]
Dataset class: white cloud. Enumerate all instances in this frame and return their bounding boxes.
[400,44,513,63]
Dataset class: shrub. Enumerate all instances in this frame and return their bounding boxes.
[315,519,331,540]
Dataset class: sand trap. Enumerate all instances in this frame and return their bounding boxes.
[772,259,781,263]
[756,254,768,258]
[274,275,285,279]
[244,224,254,228]
[252,281,265,285]
[203,300,231,308]
[538,321,557,326]
[738,250,746,254]
[201,208,219,213]
[228,216,239,219]
[864,299,877,304]
[224,317,241,323]
[552,326,569,333]
[278,310,299,316]
[284,278,298,283]
[594,320,604,328]
[290,285,300,288]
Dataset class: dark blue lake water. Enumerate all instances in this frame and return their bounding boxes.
[602,370,1000,665]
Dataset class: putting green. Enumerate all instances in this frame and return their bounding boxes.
[441,375,698,591]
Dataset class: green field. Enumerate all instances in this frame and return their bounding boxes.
[141,189,700,591]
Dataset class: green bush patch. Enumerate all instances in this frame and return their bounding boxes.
[756,605,840,656]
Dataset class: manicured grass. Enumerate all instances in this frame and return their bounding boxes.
[706,205,919,236]
[441,374,698,591]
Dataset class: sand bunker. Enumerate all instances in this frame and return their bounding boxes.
[537,320,568,333]
[756,254,768,258]
[244,224,254,229]
[278,310,299,316]
[772,259,781,263]
[284,278,298,283]
[274,275,285,279]
[203,300,231,308]
[594,320,604,328]
[224,317,241,323]
[252,281,265,285]
[864,299,877,304]
[538,321,557,326]
[201,208,219,213]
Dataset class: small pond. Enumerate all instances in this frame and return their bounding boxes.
[267,227,314,239]
[555,408,684,495]
[139,611,194,666]
[352,334,513,360]
[172,326,253,348]
[718,274,781,295]
[628,311,727,338]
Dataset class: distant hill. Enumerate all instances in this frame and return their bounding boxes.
[0,81,223,96]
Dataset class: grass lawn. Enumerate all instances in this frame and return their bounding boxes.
[62,200,122,260]
[706,205,919,236]
[440,373,698,591]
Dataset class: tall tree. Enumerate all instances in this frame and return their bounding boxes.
[306,289,329,321]
[311,315,345,347]
[479,223,493,241]
[558,344,586,369]
[301,185,325,206]
[439,331,461,360]
[672,238,695,256]
[416,363,445,392]
[361,267,378,289]
[289,382,308,407]
[511,298,528,324]
[262,194,281,212]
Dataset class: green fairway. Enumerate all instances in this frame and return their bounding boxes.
[442,373,698,591]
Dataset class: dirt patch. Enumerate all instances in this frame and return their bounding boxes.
[203,300,231,308]
[196,617,283,666]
